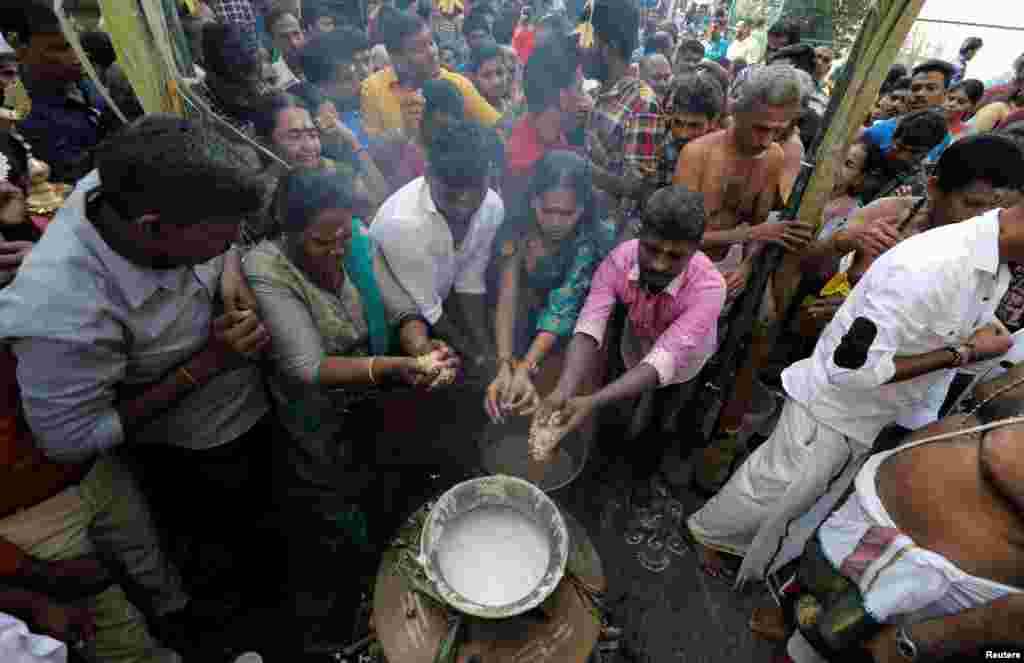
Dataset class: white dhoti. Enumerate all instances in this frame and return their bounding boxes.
[787,438,1022,662]
[687,398,872,587]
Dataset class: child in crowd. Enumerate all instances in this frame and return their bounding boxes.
[944,78,984,140]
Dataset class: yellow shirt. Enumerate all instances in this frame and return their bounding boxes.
[360,67,500,137]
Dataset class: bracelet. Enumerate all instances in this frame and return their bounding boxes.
[945,345,968,369]
[524,360,541,378]
[498,356,517,370]
[368,357,378,385]
[177,366,199,388]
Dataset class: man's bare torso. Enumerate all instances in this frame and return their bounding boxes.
[677,131,783,262]
[877,416,1024,589]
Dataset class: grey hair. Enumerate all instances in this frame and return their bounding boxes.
[733,64,808,114]
[640,53,671,78]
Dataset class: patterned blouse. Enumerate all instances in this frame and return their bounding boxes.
[493,215,617,353]
[244,240,372,483]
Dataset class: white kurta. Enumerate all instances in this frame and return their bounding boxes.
[689,208,1012,586]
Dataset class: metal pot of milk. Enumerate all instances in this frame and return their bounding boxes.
[419,475,569,618]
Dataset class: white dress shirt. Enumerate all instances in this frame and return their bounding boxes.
[783,209,1010,445]
[369,177,504,325]
[0,171,268,463]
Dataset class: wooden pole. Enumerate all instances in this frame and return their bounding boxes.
[696,0,929,445]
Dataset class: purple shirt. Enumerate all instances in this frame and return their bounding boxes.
[574,240,726,386]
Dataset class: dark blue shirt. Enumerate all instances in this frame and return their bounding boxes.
[18,78,107,184]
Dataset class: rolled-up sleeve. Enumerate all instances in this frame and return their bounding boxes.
[642,270,727,385]
[825,262,946,390]
[373,251,423,327]
[12,338,126,464]
[573,252,622,347]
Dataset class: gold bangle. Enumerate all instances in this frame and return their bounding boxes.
[178,366,198,387]
[368,357,378,385]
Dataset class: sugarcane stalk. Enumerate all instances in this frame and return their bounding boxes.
[696,0,928,445]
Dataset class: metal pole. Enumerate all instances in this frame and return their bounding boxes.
[913,17,1024,31]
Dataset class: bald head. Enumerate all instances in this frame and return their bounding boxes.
[641,53,672,98]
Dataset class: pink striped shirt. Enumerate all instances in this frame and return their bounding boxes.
[574,240,727,386]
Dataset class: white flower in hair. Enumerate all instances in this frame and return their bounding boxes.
[0,152,9,183]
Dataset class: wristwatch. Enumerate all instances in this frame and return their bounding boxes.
[895,626,920,661]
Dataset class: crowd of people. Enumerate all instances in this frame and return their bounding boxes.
[0,0,1023,661]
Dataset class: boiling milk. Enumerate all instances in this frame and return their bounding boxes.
[437,505,551,606]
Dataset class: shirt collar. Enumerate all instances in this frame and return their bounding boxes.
[626,259,688,297]
[76,177,188,309]
[970,208,1002,275]
[417,176,441,219]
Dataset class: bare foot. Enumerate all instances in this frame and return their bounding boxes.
[749,605,788,641]
[695,541,736,580]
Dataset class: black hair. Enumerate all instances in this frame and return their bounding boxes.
[375,5,426,54]
[960,36,983,55]
[892,109,948,151]
[415,0,432,22]
[467,40,502,74]
[300,27,370,85]
[677,38,705,58]
[950,78,985,105]
[279,168,356,235]
[670,72,724,119]
[423,78,465,122]
[880,63,908,93]
[525,150,594,225]
[0,3,60,43]
[202,22,261,79]
[462,10,492,38]
[591,0,640,60]
[523,41,576,113]
[695,60,730,99]
[640,185,706,242]
[252,93,310,142]
[767,17,800,46]
[80,30,116,70]
[885,76,911,94]
[265,8,298,35]
[96,114,265,221]
[934,133,1024,194]
[911,58,956,89]
[767,43,815,77]
[427,119,493,184]
[536,13,572,43]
